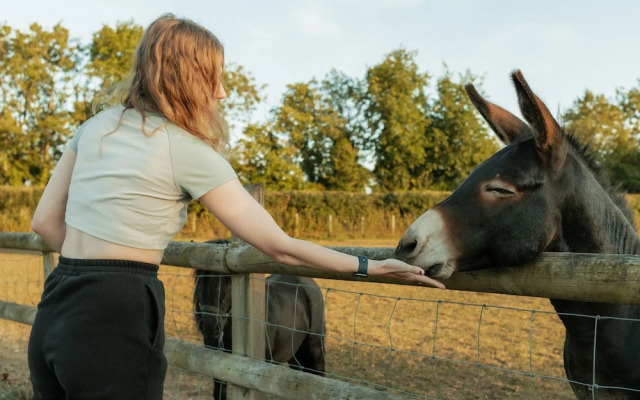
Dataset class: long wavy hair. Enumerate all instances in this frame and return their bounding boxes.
[97,13,229,152]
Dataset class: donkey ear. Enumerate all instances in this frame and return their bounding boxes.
[464,83,531,144]
[511,70,567,171]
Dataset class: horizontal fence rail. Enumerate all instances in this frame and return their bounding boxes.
[3,232,640,304]
[3,231,640,399]
[0,300,406,400]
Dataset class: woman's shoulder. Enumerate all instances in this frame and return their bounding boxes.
[165,124,231,166]
[92,105,127,121]
[165,123,213,148]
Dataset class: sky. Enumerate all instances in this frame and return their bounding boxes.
[3,0,640,125]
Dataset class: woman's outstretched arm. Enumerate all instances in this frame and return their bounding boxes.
[199,178,445,288]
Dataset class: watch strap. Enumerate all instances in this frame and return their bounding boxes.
[353,255,368,278]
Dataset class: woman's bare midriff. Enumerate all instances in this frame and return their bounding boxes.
[61,225,164,265]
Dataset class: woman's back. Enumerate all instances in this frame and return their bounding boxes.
[62,106,236,263]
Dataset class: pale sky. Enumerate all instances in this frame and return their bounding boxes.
[2,0,640,125]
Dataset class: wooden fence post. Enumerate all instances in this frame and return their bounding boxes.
[42,252,56,279]
[230,183,266,400]
[191,213,197,235]
[390,214,396,237]
[328,215,333,237]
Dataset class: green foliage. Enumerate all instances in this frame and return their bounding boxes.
[361,52,499,191]
[3,187,639,239]
[230,122,309,190]
[233,70,369,192]
[0,186,43,231]
[0,20,265,187]
[364,48,431,191]
[87,21,143,93]
[563,88,640,192]
[79,21,144,118]
[274,80,369,191]
[2,19,636,198]
[0,186,449,239]
[426,70,500,190]
[221,63,265,131]
[0,23,78,185]
[627,194,640,228]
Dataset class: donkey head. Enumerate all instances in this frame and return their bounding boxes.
[394,70,569,278]
[195,272,233,346]
[194,239,234,347]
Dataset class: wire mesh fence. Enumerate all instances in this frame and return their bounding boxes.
[156,266,578,399]
[2,244,640,399]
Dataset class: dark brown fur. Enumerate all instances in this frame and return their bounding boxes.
[193,240,325,400]
[396,71,640,399]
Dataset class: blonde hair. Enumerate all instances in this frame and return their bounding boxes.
[98,13,228,151]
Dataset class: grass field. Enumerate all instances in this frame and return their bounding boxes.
[0,240,574,399]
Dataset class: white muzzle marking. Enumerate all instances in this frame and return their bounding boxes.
[401,208,457,279]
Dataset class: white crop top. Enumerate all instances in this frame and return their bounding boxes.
[65,106,237,250]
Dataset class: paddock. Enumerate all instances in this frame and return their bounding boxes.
[1,232,640,399]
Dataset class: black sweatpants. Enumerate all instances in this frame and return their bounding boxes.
[28,257,167,400]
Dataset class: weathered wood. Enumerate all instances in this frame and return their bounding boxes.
[4,231,640,398]
[0,233,53,252]
[443,252,640,304]
[226,247,640,303]
[230,183,266,400]
[42,252,56,279]
[390,214,396,236]
[163,240,229,271]
[231,273,266,400]
[164,339,409,400]
[0,301,405,400]
[0,300,36,325]
[2,232,640,303]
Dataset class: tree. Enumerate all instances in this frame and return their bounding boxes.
[86,21,143,93]
[230,122,308,190]
[426,70,499,190]
[618,85,640,133]
[272,79,368,191]
[75,21,144,120]
[0,23,77,185]
[319,70,371,191]
[232,70,370,192]
[220,63,265,133]
[0,20,265,186]
[0,106,27,184]
[363,49,432,191]
[563,88,640,192]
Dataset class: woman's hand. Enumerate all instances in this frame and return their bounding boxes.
[368,259,445,289]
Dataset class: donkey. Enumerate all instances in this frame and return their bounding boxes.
[394,71,640,399]
[193,240,326,400]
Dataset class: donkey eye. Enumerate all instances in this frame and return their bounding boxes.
[486,186,516,196]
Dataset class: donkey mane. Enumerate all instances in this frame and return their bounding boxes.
[563,128,638,229]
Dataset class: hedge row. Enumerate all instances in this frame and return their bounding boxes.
[177,190,451,240]
[2,186,639,241]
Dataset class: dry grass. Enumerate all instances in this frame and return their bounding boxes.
[0,241,574,399]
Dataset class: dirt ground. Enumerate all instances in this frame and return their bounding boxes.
[0,243,575,399]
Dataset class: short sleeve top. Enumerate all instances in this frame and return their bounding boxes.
[65,106,237,250]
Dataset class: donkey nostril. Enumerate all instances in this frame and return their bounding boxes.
[396,237,418,256]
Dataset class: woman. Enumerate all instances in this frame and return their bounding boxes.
[28,13,444,400]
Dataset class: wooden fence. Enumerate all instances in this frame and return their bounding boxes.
[2,231,640,399]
